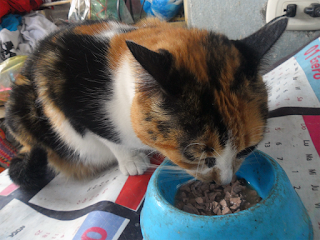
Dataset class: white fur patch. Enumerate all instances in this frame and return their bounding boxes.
[107,56,152,150]
[40,53,151,174]
[95,21,136,39]
[215,141,236,185]
[40,100,116,167]
[96,30,118,39]
[192,140,236,185]
[58,121,116,167]
[108,22,137,32]
[34,23,152,176]
[95,138,150,176]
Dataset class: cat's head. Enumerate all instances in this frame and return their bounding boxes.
[129,18,287,185]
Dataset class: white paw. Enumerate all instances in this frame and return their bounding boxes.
[118,152,150,176]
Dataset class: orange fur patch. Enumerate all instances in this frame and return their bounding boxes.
[42,101,66,129]
[14,74,30,86]
[131,93,178,147]
[131,91,225,173]
[19,145,32,154]
[108,19,209,82]
[214,83,266,151]
[47,150,104,179]
[8,126,36,153]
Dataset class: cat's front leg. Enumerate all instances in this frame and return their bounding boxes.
[119,151,150,176]
[109,145,150,175]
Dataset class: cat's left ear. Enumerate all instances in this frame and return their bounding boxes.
[126,40,172,89]
[233,17,288,61]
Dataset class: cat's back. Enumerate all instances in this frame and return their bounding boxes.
[5,20,138,145]
[6,19,188,144]
[23,18,211,86]
[24,18,190,98]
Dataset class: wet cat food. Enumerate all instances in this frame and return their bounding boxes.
[175,176,261,215]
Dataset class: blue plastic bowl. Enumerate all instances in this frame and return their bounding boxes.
[140,0,183,21]
[141,150,313,240]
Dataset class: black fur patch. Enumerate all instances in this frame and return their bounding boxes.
[205,157,216,168]
[38,32,121,143]
[205,33,233,91]
[145,115,153,122]
[158,64,229,147]
[156,121,171,138]
[9,146,49,189]
[232,40,259,76]
[6,83,75,159]
[236,145,257,158]
[183,151,197,162]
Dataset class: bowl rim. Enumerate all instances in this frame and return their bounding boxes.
[150,150,280,218]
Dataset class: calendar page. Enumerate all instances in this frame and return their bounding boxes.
[0,199,87,239]
[264,57,320,110]
[29,166,129,212]
[0,37,320,239]
[261,37,320,239]
[0,154,163,240]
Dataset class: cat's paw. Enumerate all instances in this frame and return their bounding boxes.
[118,152,150,176]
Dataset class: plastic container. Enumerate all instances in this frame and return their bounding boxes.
[0,55,27,104]
[141,0,183,21]
[141,150,313,240]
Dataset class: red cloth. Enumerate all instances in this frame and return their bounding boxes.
[0,0,43,22]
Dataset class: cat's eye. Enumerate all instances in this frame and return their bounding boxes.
[236,145,257,159]
[184,152,196,161]
[205,157,216,168]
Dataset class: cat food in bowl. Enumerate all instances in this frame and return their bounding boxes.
[175,177,261,216]
[140,150,313,240]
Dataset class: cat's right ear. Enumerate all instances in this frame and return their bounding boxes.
[234,17,288,61]
[126,40,173,94]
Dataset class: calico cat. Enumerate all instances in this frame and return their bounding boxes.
[6,17,287,189]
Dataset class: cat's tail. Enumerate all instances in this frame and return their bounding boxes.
[9,146,49,189]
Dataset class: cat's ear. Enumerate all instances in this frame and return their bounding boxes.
[126,40,172,91]
[234,17,288,61]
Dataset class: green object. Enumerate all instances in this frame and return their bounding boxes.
[0,55,27,104]
[90,0,134,23]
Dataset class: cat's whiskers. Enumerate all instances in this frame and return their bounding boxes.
[156,165,193,184]
[200,152,207,173]
[146,150,159,157]
[210,147,222,158]
[239,153,263,169]
[159,174,194,184]
[148,164,181,170]
[194,152,206,178]
[251,151,262,163]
